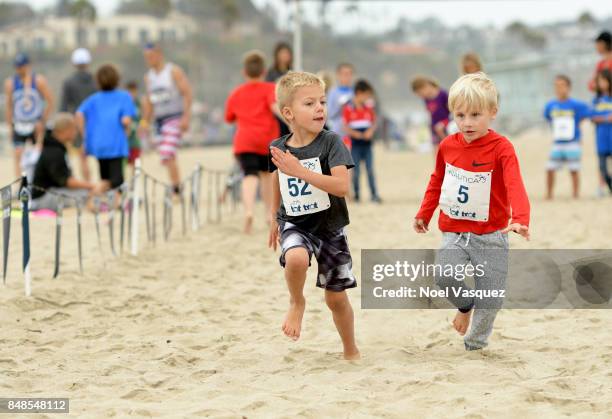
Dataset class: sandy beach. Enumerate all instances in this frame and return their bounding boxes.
[0,125,611,418]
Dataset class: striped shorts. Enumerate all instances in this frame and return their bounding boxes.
[155,116,182,161]
[279,221,357,292]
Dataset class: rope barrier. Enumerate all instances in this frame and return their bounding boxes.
[0,160,234,296]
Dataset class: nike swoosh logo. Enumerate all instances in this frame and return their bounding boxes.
[472,160,492,167]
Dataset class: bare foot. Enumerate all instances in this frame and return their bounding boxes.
[282,301,305,341]
[243,215,253,234]
[453,310,472,336]
[343,349,361,360]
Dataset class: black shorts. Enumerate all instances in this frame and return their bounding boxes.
[12,131,35,148]
[98,158,124,189]
[236,153,269,176]
[278,221,357,292]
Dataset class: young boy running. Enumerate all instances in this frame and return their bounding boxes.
[268,71,360,360]
[225,50,279,233]
[543,75,591,199]
[414,72,530,351]
[342,79,381,203]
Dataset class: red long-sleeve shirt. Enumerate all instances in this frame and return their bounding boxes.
[415,129,530,234]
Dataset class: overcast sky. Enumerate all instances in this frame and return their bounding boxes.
[15,0,612,33]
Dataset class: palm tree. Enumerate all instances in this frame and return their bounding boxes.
[220,0,239,32]
[59,0,96,46]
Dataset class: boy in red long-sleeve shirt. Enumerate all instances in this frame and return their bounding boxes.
[414,72,530,351]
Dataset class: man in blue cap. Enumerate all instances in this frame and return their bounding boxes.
[3,52,54,179]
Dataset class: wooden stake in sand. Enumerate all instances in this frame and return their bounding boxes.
[215,171,222,223]
[76,199,83,273]
[131,159,142,256]
[143,175,151,242]
[190,165,201,232]
[151,179,157,245]
[119,184,127,253]
[163,185,172,241]
[19,175,31,297]
[180,181,186,236]
[1,185,12,283]
[107,190,117,256]
[53,196,64,279]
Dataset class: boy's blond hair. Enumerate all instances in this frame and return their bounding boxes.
[276,71,326,110]
[448,72,499,112]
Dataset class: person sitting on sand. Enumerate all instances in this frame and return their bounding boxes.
[31,113,104,211]
[267,71,360,360]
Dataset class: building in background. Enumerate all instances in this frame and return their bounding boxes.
[0,11,197,57]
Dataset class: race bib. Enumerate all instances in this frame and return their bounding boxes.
[552,116,575,141]
[150,89,172,105]
[279,157,330,216]
[14,121,35,136]
[439,163,492,222]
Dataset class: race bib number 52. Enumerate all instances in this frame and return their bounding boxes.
[279,157,330,216]
[439,163,492,222]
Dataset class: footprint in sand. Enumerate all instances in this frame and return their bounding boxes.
[120,388,154,401]
[190,369,217,381]
[40,312,71,323]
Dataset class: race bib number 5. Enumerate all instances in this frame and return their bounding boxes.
[279,157,331,216]
[439,163,492,222]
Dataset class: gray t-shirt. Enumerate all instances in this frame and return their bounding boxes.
[268,130,355,233]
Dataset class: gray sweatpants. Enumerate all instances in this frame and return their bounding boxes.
[435,231,509,350]
[31,188,89,212]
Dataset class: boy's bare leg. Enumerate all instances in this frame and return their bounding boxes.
[80,153,91,182]
[241,175,258,233]
[325,290,360,360]
[282,247,309,340]
[258,171,272,223]
[165,157,181,188]
[546,170,555,200]
[453,309,472,336]
[14,148,23,179]
[570,171,579,199]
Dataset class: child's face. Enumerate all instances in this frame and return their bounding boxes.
[554,79,570,99]
[277,47,292,67]
[595,41,609,55]
[453,104,497,142]
[128,88,138,99]
[462,60,480,74]
[415,84,438,100]
[354,90,373,105]
[283,85,327,134]
[597,75,610,94]
[337,66,353,86]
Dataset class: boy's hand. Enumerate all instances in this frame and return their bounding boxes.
[502,223,530,241]
[363,127,375,140]
[434,122,446,138]
[270,147,306,178]
[413,218,429,233]
[179,115,190,133]
[268,220,280,251]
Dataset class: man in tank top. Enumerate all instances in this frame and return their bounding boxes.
[141,43,193,195]
[4,52,54,179]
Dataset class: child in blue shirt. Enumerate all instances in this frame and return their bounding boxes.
[77,64,136,192]
[543,75,591,199]
[591,69,612,195]
[327,63,354,140]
